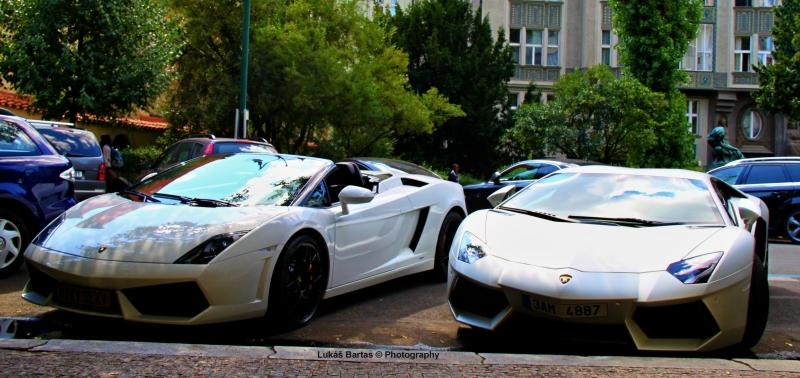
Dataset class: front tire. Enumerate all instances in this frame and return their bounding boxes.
[0,209,29,279]
[267,235,328,326]
[784,208,800,244]
[740,255,769,349]
[433,211,464,281]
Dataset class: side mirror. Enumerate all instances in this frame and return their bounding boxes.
[732,197,761,222]
[487,185,516,208]
[339,186,375,215]
[490,171,500,184]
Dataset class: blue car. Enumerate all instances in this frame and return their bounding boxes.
[0,115,77,278]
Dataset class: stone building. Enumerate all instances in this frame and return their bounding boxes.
[474,0,792,166]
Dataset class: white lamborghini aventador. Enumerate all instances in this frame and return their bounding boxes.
[447,166,770,352]
[22,153,466,325]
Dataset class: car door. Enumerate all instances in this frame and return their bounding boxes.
[737,164,793,227]
[326,177,415,288]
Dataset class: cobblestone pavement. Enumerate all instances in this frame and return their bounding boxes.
[0,350,794,378]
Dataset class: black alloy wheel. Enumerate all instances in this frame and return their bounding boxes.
[433,211,464,281]
[269,235,327,325]
[740,254,769,349]
[0,209,29,279]
[784,208,800,244]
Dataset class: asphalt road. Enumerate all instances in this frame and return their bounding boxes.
[1,243,799,359]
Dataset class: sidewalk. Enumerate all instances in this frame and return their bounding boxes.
[1,339,800,377]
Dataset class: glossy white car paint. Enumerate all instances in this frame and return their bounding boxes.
[447,166,769,352]
[23,158,466,325]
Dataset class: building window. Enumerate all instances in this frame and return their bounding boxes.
[526,29,543,65]
[741,110,763,140]
[737,0,777,6]
[758,35,774,65]
[681,24,714,71]
[509,93,519,110]
[601,30,612,66]
[705,0,715,5]
[510,28,521,64]
[510,27,560,67]
[687,101,700,135]
[735,36,752,72]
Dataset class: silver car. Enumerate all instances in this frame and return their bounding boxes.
[33,123,106,200]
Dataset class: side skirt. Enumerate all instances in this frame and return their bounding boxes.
[322,259,434,299]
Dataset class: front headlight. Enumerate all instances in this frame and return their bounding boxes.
[667,252,723,284]
[174,232,249,264]
[457,231,489,264]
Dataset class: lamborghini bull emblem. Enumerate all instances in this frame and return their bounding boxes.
[559,275,572,285]
[98,246,108,254]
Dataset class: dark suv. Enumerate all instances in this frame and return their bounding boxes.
[30,121,106,201]
[709,157,800,243]
[137,134,278,182]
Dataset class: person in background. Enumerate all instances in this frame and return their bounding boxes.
[100,134,121,192]
[448,164,460,184]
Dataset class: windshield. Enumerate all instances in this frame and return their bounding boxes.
[129,154,330,206]
[357,158,440,179]
[502,172,724,225]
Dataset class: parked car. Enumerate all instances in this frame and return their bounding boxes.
[708,157,800,243]
[449,166,769,352]
[463,159,602,213]
[22,153,466,325]
[0,115,77,278]
[136,134,278,182]
[30,121,106,201]
[339,157,441,179]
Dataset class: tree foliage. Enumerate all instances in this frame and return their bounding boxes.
[380,0,515,176]
[608,0,701,168]
[166,0,461,159]
[0,0,181,123]
[507,65,684,165]
[754,0,800,121]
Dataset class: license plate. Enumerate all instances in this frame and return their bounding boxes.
[55,284,112,308]
[522,294,607,318]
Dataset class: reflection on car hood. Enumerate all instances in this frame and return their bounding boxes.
[36,193,288,263]
[484,210,722,273]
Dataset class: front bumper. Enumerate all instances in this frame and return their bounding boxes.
[22,244,279,325]
[447,254,753,352]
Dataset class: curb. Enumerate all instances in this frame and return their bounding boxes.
[1,339,799,373]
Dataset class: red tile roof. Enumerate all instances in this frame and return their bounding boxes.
[0,91,168,131]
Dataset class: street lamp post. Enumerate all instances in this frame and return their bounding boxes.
[236,0,251,139]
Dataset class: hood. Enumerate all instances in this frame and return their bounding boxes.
[483,210,723,273]
[39,194,288,263]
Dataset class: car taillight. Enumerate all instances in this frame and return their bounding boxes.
[59,167,76,182]
[98,163,105,181]
[203,144,213,155]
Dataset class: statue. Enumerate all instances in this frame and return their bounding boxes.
[707,126,744,169]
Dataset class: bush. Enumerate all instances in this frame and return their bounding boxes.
[117,145,163,181]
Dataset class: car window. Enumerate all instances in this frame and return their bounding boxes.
[498,164,538,182]
[154,144,180,169]
[0,120,42,156]
[169,142,195,165]
[709,166,744,185]
[784,164,800,182]
[37,128,101,157]
[214,142,277,154]
[744,165,789,185]
[534,164,559,179]
[189,143,204,158]
[306,181,331,208]
[711,179,738,226]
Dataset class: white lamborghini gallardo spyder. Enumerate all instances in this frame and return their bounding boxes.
[23,153,466,325]
[447,166,770,352]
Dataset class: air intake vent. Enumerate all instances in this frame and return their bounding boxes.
[401,178,428,187]
[123,282,209,318]
[409,207,430,251]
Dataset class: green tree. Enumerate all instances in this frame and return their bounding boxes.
[522,81,542,105]
[754,0,800,121]
[167,0,460,158]
[608,0,702,168]
[0,0,181,124]
[380,0,515,176]
[507,65,670,165]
